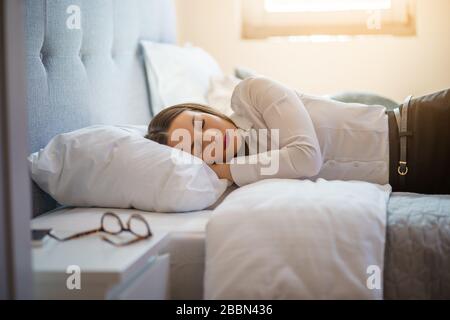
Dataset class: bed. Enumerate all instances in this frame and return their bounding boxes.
[26,0,450,300]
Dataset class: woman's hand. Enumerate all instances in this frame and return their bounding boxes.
[208,163,233,182]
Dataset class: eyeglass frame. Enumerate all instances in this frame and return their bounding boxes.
[48,211,153,246]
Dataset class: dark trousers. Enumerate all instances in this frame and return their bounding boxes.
[387,88,450,194]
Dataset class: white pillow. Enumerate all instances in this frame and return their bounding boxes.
[28,125,228,212]
[206,74,241,116]
[141,41,223,115]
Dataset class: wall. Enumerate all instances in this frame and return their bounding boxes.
[175,0,450,102]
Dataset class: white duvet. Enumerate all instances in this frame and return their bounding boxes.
[204,178,391,299]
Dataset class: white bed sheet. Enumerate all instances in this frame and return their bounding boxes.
[205,178,391,299]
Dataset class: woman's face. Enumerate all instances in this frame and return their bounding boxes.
[167,110,241,164]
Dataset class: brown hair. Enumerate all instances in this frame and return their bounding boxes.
[145,103,235,145]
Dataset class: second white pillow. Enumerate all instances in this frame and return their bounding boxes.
[141,41,223,115]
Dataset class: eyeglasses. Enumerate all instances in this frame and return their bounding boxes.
[48,211,153,246]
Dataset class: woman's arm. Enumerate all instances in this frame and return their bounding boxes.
[229,76,323,186]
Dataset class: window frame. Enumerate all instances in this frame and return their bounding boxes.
[241,0,416,39]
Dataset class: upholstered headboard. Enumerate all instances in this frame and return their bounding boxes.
[25,0,177,216]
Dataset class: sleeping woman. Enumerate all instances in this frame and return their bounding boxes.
[146,76,450,194]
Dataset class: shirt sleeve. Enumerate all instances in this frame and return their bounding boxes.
[229,76,323,186]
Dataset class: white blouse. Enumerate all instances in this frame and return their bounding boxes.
[228,76,390,186]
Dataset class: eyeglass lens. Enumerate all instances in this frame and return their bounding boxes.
[127,215,152,238]
[101,212,124,234]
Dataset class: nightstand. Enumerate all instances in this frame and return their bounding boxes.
[31,209,171,299]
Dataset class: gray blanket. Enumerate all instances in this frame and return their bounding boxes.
[384,192,450,299]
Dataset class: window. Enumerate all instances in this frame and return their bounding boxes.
[241,0,416,39]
